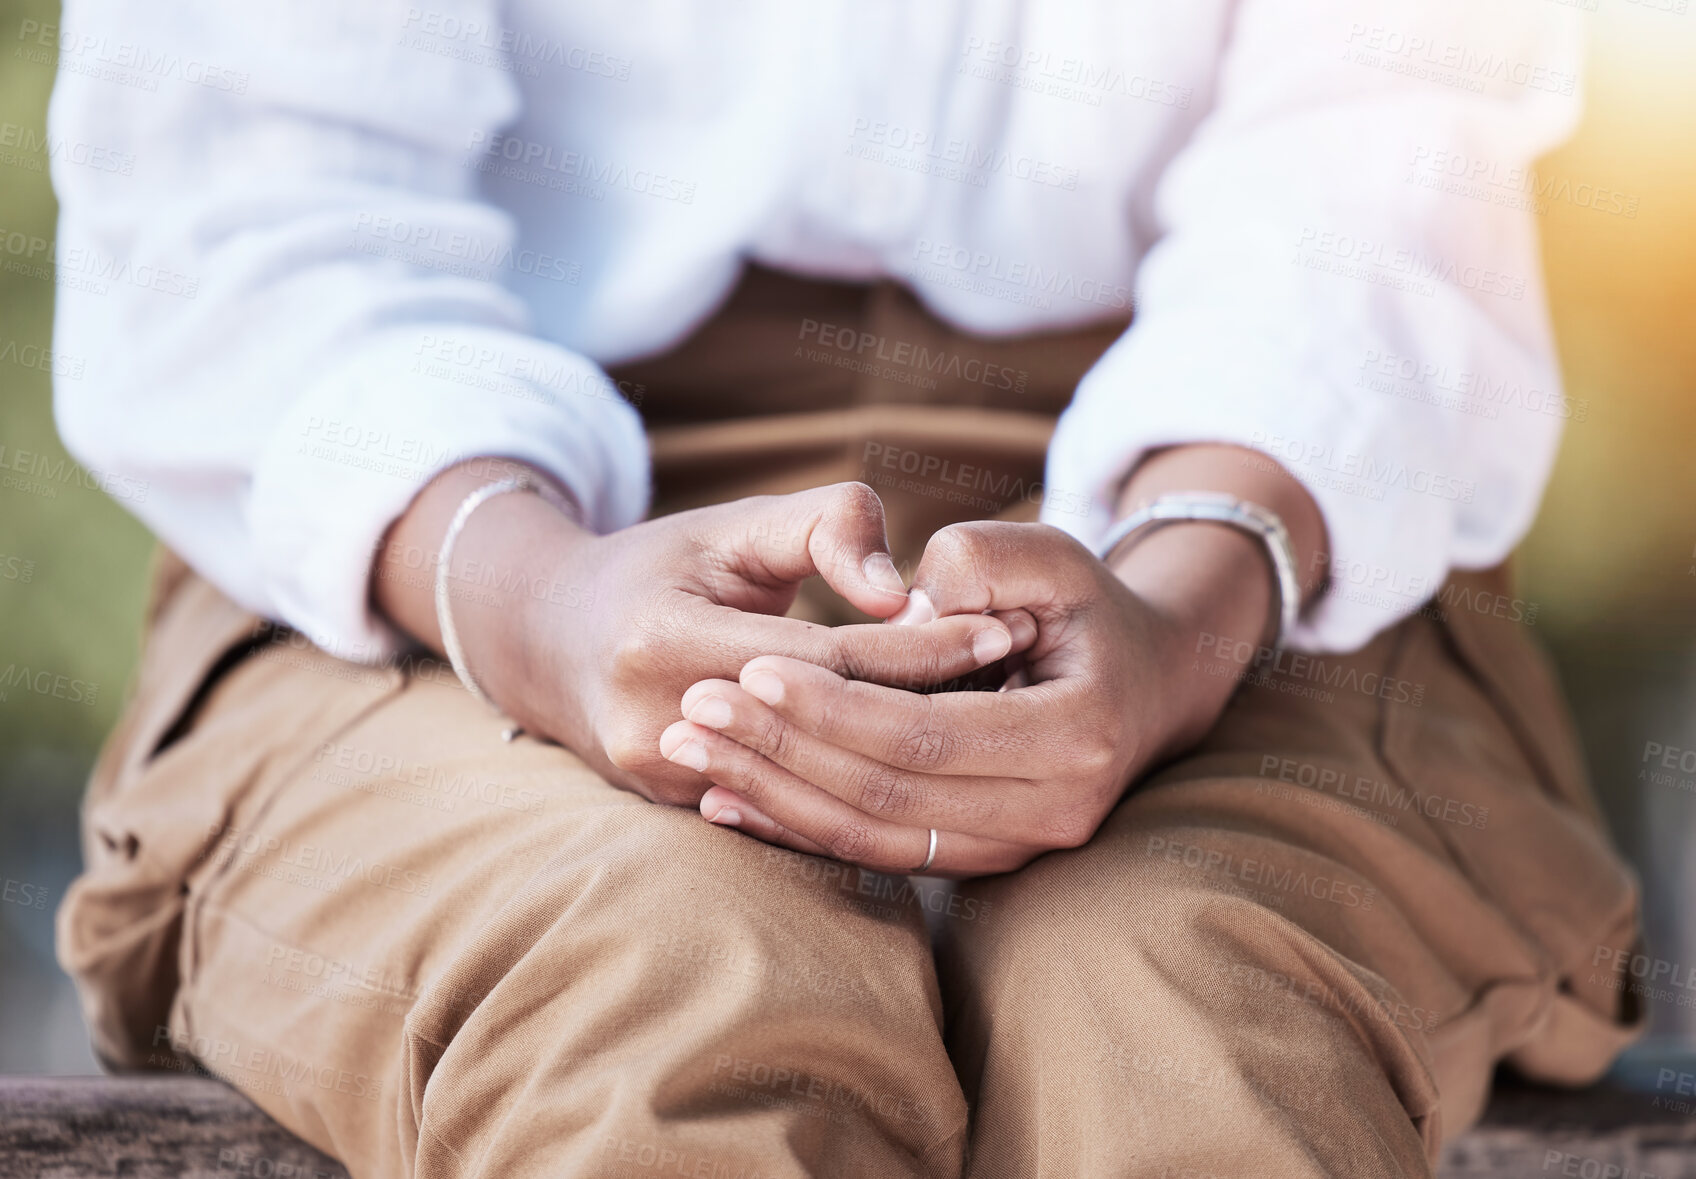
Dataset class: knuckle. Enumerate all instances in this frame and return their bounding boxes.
[819,817,878,865]
[749,711,792,762]
[820,629,862,681]
[1043,804,1100,850]
[857,764,919,818]
[602,725,654,774]
[1072,735,1118,778]
[927,522,990,573]
[831,481,885,523]
[891,702,948,770]
[607,621,666,684]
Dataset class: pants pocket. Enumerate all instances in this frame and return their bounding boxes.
[55,566,401,1070]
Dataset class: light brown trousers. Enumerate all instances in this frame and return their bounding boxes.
[59,267,1643,1178]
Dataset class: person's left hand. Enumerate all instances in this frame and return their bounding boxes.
[657,520,1245,877]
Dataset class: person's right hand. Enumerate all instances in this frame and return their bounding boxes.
[380,468,1029,806]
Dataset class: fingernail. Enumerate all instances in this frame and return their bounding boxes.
[862,551,907,596]
[743,667,785,706]
[686,695,733,729]
[708,805,742,827]
[890,587,935,627]
[1006,611,1037,650]
[973,626,1012,665]
[664,739,709,772]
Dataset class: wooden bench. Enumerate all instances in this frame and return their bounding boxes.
[3,1075,1694,1177]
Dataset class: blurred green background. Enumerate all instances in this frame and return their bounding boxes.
[1,0,1693,1074]
[1,0,154,1072]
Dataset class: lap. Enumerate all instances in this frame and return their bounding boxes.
[65,568,964,1176]
[59,562,1640,1178]
[939,586,1640,1174]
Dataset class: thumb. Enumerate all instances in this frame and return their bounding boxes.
[892,521,1087,624]
[711,482,911,618]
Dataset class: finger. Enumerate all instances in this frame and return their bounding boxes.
[708,482,911,619]
[898,520,1097,620]
[699,785,832,857]
[994,608,1039,656]
[717,607,1014,692]
[681,678,1040,838]
[737,654,1087,779]
[661,720,1026,875]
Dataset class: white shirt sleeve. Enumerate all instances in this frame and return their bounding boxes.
[49,0,649,662]
[1041,0,1585,652]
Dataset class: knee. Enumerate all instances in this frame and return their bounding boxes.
[407,809,964,1174]
[407,798,943,1054]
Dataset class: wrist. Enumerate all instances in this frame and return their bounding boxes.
[1100,441,1329,759]
[449,485,596,724]
[1109,521,1274,758]
[373,459,593,717]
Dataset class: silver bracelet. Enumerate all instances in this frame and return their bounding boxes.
[435,476,539,721]
[1096,492,1302,651]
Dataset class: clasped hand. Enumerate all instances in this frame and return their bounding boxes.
[457,479,1220,879]
[651,492,1187,879]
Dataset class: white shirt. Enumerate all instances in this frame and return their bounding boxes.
[48,0,1583,660]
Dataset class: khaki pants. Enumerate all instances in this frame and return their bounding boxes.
[58,268,1643,1178]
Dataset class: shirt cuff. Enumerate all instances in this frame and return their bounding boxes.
[1039,313,1457,654]
[248,324,649,662]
